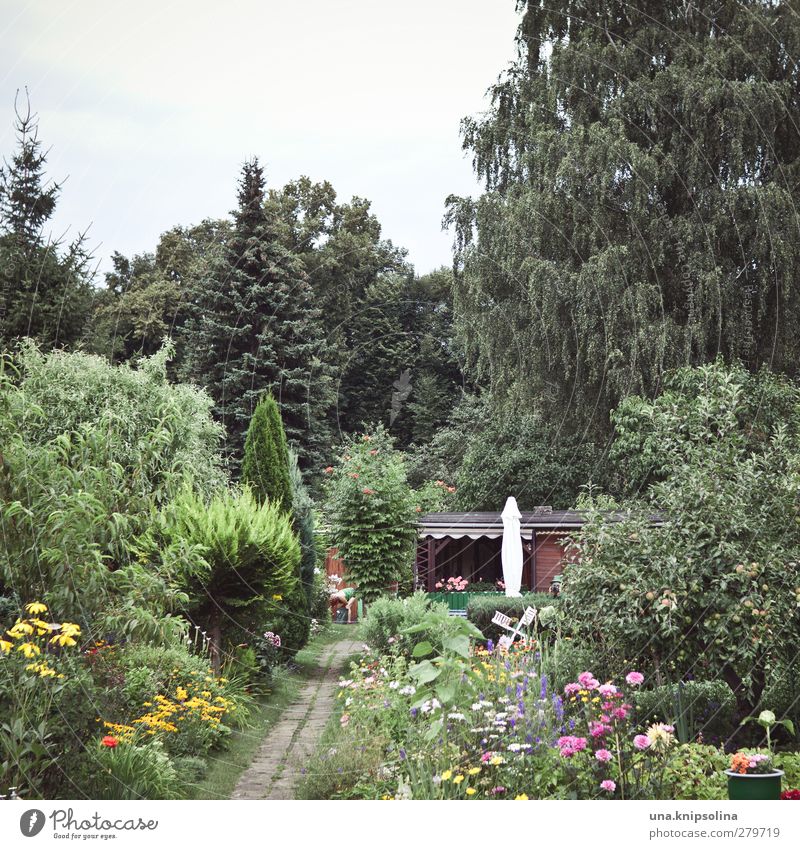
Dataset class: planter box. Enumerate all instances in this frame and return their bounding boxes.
[426,591,505,616]
[725,769,784,800]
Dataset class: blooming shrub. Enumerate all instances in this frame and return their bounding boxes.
[0,603,85,796]
[325,426,417,602]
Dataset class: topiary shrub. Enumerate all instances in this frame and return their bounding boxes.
[241,394,292,509]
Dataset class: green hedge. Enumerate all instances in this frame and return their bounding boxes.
[634,680,736,746]
[466,593,557,643]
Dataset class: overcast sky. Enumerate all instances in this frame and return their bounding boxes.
[0,1,522,279]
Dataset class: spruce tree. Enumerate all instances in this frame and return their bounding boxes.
[241,394,292,508]
[447,0,800,432]
[0,93,93,349]
[183,158,331,468]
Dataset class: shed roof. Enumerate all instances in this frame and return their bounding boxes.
[417,510,662,540]
[417,510,587,540]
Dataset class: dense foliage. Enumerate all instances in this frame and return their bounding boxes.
[325,426,418,601]
[241,394,292,509]
[447,0,800,431]
[561,361,800,728]
[158,486,301,670]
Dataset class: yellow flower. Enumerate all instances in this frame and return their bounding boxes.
[466,788,476,796]
[29,619,51,635]
[8,620,33,638]
[453,775,464,784]
[50,633,77,648]
[272,594,283,601]
[17,641,41,658]
[515,793,529,801]
[176,687,188,701]
[60,622,81,638]
[468,767,481,775]
[441,770,452,781]
[0,639,12,654]
[490,756,505,766]
[25,602,48,615]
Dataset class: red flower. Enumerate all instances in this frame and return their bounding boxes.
[363,488,376,495]
[349,472,359,479]
[781,789,800,799]
[362,435,371,442]
[323,466,334,474]
[101,736,119,748]
[369,449,378,456]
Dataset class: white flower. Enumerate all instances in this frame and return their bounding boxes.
[399,685,416,696]
[507,743,522,752]
[471,703,484,711]
[447,712,466,721]
[498,696,510,705]
[389,681,400,690]
[494,712,508,721]
[345,697,352,707]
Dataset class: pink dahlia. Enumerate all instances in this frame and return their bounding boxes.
[600,780,616,793]
[625,671,645,686]
[595,749,613,762]
[633,734,650,750]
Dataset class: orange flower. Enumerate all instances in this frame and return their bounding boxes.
[101,735,119,748]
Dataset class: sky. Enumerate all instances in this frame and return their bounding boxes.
[0,1,522,279]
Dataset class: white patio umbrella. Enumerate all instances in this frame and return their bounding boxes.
[501,496,523,597]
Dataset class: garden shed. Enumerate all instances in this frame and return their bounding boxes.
[415,508,585,593]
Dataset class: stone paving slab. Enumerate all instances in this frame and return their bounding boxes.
[232,637,360,800]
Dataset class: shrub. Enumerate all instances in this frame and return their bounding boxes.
[289,447,317,607]
[564,362,800,729]
[262,579,311,656]
[634,680,736,746]
[158,486,300,670]
[661,743,728,800]
[80,738,183,800]
[325,426,417,602]
[466,593,557,643]
[9,339,225,497]
[360,592,460,657]
[241,395,292,509]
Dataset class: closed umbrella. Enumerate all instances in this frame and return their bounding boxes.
[501,496,523,597]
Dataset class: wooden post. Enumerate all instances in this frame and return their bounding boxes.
[530,529,537,592]
[427,538,436,592]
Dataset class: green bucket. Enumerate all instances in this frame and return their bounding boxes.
[725,769,783,800]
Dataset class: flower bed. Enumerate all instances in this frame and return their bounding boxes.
[299,631,723,800]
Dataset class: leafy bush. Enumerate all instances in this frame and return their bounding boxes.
[661,744,728,800]
[158,486,300,669]
[9,339,225,498]
[564,362,800,728]
[80,738,183,800]
[360,592,459,657]
[262,578,310,657]
[634,680,736,746]
[466,593,557,643]
[325,426,417,601]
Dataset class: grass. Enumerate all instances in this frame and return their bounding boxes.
[187,623,352,799]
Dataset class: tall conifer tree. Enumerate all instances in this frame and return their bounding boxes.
[0,94,93,349]
[184,158,332,467]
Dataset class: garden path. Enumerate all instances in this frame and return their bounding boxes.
[232,635,360,800]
